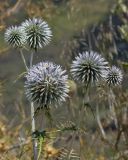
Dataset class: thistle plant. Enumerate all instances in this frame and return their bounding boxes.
[4,26,26,48]
[21,18,52,51]
[4,13,126,159]
[25,61,69,107]
[70,51,108,87]
[70,51,109,139]
[4,18,54,160]
[105,66,123,128]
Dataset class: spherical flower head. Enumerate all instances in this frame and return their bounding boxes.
[5,26,26,48]
[70,51,108,85]
[21,18,52,51]
[25,62,69,106]
[105,66,123,87]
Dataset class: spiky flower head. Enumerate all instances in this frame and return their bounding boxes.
[21,18,52,51]
[25,62,69,106]
[105,66,123,86]
[70,51,108,86]
[5,26,26,48]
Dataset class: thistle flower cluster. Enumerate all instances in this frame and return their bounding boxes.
[105,66,123,87]
[5,18,52,50]
[25,62,69,106]
[5,26,26,48]
[21,18,52,50]
[70,51,108,85]
[5,18,123,108]
[70,51,123,87]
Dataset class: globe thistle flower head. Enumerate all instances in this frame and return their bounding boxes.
[25,62,69,106]
[21,18,52,51]
[5,26,26,48]
[70,51,108,86]
[105,66,123,87]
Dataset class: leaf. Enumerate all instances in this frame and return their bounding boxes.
[57,121,77,132]
[37,137,45,160]
[58,148,80,160]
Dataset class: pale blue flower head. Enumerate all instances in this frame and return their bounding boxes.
[25,62,69,106]
[5,26,26,48]
[70,51,108,86]
[21,18,52,51]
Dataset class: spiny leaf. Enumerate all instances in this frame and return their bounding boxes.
[58,148,80,160]
[57,121,77,132]
[37,137,45,160]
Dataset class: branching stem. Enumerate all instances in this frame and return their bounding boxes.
[20,50,38,160]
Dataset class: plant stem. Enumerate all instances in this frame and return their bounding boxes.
[96,104,107,140]
[108,88,118,128]
[20,50,38,159]
[20,49,28,70]
[78,84,89,128]
[30,52,38,160]
[30,51,34,67]
[31,102,38,160]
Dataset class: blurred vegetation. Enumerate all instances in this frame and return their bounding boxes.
[0,0,128,160]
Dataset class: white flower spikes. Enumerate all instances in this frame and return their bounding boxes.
[71,51,108,85]
[5,26,26,48]
[5,18,52,51]
[21,18,52,50]
[25,62,69,106]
